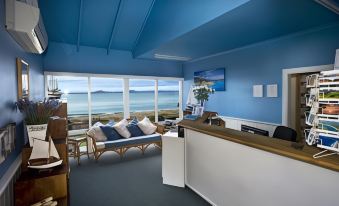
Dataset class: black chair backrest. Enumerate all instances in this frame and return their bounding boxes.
[273,126,297,142]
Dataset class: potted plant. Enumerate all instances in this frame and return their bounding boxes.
[193,85,215,106]
[16,98,61,147]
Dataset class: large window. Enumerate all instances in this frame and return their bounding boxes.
[46,73,183,132]
[158,80,180,121]
[129,79,155,121]
[47,76,89,131]
[91,78,124,125]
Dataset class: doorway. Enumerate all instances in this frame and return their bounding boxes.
[282,64,333,141]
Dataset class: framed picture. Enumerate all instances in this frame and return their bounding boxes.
[194,68,225,91]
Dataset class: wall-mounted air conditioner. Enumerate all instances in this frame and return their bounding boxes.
[5,0,48,54]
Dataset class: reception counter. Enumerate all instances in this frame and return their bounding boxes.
[178,119,339,206]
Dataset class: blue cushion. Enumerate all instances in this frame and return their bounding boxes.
[126,119,144,137]
[100,126,122,141]
[104,134,161,148]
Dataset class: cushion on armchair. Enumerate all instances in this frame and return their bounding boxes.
[100,126,123,141]
[87,126,107,142]
[113,119,131,138]
[126,119,144,137]
[137,117,157,135]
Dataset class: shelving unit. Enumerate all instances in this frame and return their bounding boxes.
[296,73,319,142]
[14,102,69,206]
[304,70,339,158]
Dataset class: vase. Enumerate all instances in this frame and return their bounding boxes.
[26,124,48,147]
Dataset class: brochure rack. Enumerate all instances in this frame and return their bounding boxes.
[304,70,339,159]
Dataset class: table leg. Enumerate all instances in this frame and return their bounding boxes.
[77,142,80,165]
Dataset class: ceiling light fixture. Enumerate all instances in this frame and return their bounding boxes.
[154,54,191,61]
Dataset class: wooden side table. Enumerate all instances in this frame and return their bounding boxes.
[68,135,89,165]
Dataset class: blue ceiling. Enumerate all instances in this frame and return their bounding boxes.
[147,0,339,60]
[39,0,339,61]
[39,0,154,51]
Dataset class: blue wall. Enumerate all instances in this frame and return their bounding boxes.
[183,25,339,124]
[0,0,44,178]
[43,42,183,77]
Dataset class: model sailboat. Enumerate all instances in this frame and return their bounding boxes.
[28,136,63,169]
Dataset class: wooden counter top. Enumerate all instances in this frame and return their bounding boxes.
[178,119,339,172]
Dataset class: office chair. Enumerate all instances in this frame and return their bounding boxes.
[272,126,297,142]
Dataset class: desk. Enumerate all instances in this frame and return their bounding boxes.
[178,120,339,206]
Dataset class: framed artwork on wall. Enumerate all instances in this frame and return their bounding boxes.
[17,58,30,99]
[194,68,225,91]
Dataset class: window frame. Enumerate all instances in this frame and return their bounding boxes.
[44,71,184,131]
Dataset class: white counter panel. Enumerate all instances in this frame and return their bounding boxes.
[185,129,339,206]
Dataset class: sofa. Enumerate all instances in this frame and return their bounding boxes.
[86,119,165,161]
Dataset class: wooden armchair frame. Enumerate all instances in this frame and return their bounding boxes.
[87,124,165,161]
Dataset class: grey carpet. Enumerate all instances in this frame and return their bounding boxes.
[69,146,210,206]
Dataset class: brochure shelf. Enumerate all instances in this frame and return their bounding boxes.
[305,70,339,159]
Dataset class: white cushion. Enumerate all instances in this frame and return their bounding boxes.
[113,119,131,138]
[87,126,107,142]
[137,117,157,135]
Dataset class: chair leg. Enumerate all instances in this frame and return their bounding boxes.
[119,148,124,160]
[86,141,90,159]
[77,143,81,165]
[73,144,77,159]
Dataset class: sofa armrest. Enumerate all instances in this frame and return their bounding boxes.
[155,123,165,134]
[86,131,98,152]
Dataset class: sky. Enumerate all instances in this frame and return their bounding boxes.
[48,76,179,93]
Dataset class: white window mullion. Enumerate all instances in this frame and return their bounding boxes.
[44,74,48,98]
[88,77,92,127]
[155,80,159,123]
[123,78,130,119]
[179,80,183,119]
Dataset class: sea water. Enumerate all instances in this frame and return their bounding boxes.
[62,91,179,116]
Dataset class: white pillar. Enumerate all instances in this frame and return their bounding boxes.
[155,80,159,123]
[179,80,184,119]
[88,76,92,127]
[123,78,130,119]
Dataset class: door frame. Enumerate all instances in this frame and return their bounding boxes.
[282,64,333,126]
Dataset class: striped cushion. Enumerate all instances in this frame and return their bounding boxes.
[104,133,161,149]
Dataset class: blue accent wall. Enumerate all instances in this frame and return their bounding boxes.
[183,25,339,124]
[0,0,44,178]
[43,42,182,77]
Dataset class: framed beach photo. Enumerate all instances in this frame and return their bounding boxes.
[194,68,225,91]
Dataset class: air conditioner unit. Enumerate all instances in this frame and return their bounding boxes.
[315,0,339,14]
[5,0,48,54]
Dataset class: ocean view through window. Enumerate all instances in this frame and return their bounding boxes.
[47,75,89,130]
[158,80,179,121]
[46,73,183,131]
[91,77,124,124]
[129,79,155,121]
